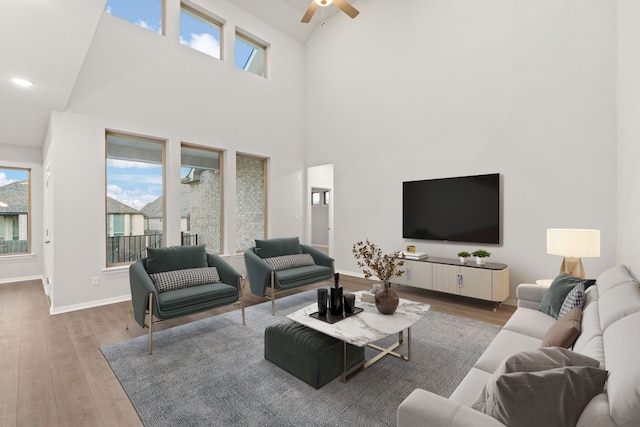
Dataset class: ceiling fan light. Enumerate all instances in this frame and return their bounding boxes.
[313,0,333,7]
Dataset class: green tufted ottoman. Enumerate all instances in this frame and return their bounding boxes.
[264,319,365,389]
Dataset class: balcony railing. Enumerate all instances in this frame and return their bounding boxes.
[107,233,199,264]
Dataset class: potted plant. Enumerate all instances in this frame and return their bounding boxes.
[472,249,491,265]
[457,251,471,263]
[352,239,405,314]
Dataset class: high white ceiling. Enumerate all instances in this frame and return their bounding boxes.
[0,0,348,149]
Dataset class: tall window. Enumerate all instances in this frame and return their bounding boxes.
[235,30,267,78]
[180,3,222,59]
[236,154,267,251]
[106,131,165,265]
[105,0,164,35]
[0,167,30,255]
[181,144,223,253]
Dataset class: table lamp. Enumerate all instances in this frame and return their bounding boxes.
[546,228,600,279]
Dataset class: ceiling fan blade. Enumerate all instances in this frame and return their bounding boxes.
[301,2,318,23]
[333,0,359,19]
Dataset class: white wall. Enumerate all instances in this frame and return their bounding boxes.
[304,0,618,302]
[617,0,640,279]
[0,143,43,283]
[43,1,306,312]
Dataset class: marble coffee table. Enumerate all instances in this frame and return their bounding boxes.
[287,290,430,382]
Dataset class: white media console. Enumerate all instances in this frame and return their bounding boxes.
[391,256,509,310]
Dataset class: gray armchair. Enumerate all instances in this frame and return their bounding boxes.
[127,245,244,354]
[244,237,334,315]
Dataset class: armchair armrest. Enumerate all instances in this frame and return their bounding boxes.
[129,260,158,328]
[244,249,273,297]
[516,281,551,309]
[398,389,505,427]
[207,253,242,291]
[301,244,334,270]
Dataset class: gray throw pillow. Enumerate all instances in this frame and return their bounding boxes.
[539,273,595,319]
[146,245,208,274]
[255,237,302,259]
[149,267,220,293]
[472,348,607,427]
[264,254,315,271]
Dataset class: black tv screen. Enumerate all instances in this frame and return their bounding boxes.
[403,173,500,244]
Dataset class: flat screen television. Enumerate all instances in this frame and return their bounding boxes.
[403,173,500,244]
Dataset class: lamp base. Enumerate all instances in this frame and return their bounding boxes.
[559,256,585,279]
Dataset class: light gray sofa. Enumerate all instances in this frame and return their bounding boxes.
[397,265,640,427]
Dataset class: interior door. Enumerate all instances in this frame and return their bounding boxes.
[43,163,53,301]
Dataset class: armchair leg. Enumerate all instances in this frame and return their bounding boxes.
[241,276,246,326]
[148,293,154,355]
[271,271,275,316]
[125,302,133,330]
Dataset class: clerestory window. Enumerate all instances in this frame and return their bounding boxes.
[180,3,223,59]
[235,30,268,78]
[105,0,164,35]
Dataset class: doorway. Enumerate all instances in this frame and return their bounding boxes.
[307,164,333,257]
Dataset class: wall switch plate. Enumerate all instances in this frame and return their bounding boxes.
[92,277,99,286]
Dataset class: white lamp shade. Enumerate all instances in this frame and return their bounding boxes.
[547,228,601,258]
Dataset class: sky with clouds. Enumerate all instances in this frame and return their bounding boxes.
[0,169,28,187]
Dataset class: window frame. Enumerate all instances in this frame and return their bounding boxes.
[180,142,225,254]
[179,2,225,60]
[235,153,268,253]
[235,29,269,78]
[105,130,166,267]
[0,166,31,256]
[105,0,166,36]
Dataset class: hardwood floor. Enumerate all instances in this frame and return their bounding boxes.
[0,276,515,426]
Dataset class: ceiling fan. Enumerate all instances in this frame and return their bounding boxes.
[301,0,359,23]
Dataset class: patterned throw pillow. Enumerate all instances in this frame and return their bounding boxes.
[149,267,220,293]
[264,254,315,271]
[558,282,586,318]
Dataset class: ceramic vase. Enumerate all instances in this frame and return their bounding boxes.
[375,281,399,315]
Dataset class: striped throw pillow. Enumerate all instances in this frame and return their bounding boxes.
[149,267,220,293]
[264,254,315,271]
[558,282,586,318]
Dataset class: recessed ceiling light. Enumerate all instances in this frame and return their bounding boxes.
[11,78,34,88]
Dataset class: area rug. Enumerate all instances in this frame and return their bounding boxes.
[101,291,500,427]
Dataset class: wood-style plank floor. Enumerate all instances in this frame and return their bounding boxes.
[0,275,515,426]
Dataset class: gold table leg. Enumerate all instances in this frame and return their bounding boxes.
[340,327,412,382]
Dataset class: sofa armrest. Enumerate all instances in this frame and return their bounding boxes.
[516,281,551,309]
[301,244,334,270]
[244,249,273,297]
[398,389,505,427]
[207,253,242,292]
[129,260,158,328]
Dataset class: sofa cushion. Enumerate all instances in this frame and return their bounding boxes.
[264,254,315,271]
[255,237,302,259]
[502,307,557,340]
[572,300,603,356]
[472,348,607,427]
[558,282,586,318]
[597,281,640,331]
[146,245,208,274]
[539,273,595,319]
[474,329,542,374]
[275,265,333,286]
[542,307,582,348]
[602,311,640,426]
[157,282,238,311]
[596,264,635,295]
[149,267,220,293]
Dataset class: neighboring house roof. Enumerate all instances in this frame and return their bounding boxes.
[141,186,190,219]
[107,197,141,215]
[0,181,28,214]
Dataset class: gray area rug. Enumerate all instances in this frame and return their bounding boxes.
[101,291,500,426]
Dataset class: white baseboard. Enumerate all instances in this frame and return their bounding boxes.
[0,275,43,285]
[50,294,131,315]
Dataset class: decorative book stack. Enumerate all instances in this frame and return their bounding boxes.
[360,292,376,303]
[400,251,428,260]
